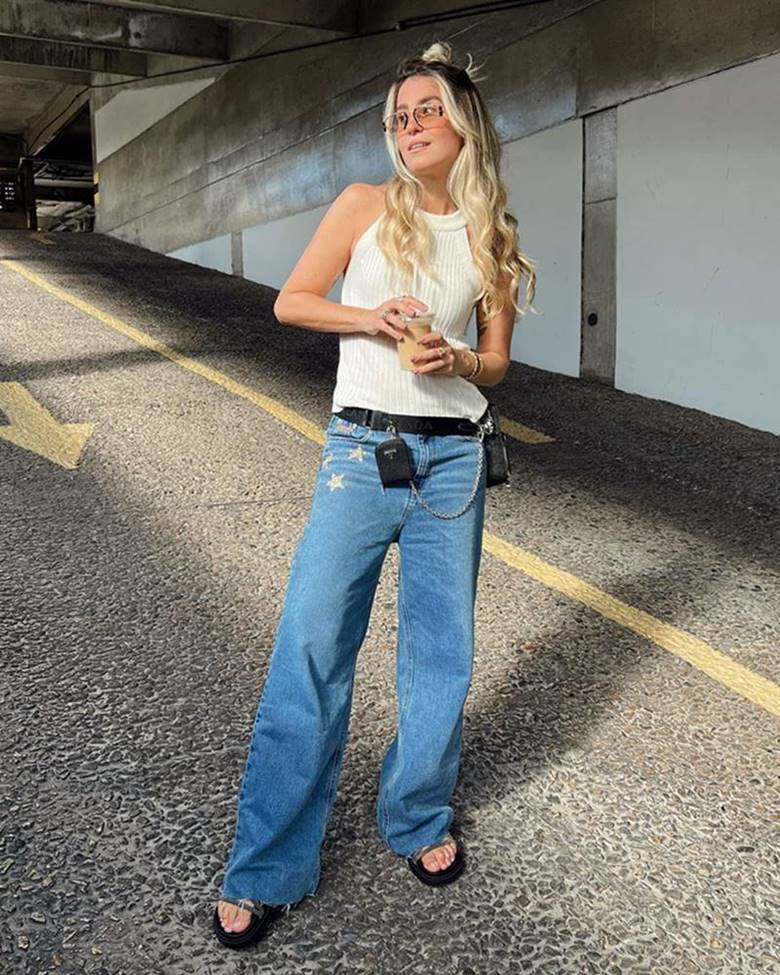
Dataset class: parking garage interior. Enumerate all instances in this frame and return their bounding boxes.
[1,3,778,974]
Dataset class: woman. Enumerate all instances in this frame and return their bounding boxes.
[214,40,536,949]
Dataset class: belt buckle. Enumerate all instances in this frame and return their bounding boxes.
[376,411,397,436]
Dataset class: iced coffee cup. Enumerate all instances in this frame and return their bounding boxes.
[397,312,434,371]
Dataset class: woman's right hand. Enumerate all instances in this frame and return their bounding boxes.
[360,295,429,340]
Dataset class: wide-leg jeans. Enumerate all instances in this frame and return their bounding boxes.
[220,412,487,905]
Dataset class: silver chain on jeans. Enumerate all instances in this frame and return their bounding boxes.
[398,418,489,521]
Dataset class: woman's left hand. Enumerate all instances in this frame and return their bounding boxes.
[410,332,464,377]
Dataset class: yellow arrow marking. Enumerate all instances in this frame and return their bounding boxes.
[500,415,555,444]
[0,382,94,469]
[2,258,778,720]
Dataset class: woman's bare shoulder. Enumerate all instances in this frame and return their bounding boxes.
[342,183,388,260]
[341,182,387,215]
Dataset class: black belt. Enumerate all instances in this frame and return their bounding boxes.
[335,406,485,437]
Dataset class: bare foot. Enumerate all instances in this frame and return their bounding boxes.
[421,838,457,872]
[216,899,252,934]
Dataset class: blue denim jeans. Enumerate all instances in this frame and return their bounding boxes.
[220,412,487,905]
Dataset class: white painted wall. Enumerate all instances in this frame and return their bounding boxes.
[168,233,231,275]
[94,78,216,163]
[616,52,780,435]
[502,119,583,377]
[243,204,342,302]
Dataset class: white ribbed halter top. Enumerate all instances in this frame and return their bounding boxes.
[332,207,489,423]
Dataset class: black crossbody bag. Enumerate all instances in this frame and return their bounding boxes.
[373,402,510,493]
[482,402,511,488]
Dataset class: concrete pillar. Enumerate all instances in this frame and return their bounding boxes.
[230,230,243,277]
[581,108,617,384]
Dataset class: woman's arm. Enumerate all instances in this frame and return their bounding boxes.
[273,183,425,337]
[272,183,373,333]
[413,273,518,386]
[465,279,517,386]
[275,183,428,342]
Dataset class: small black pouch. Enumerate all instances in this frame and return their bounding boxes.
[482,402,511,488]
[375,435,414,486]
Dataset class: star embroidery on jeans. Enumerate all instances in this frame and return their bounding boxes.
[327,473,345,491]
[348,445,365,462]
[322,452,335,468]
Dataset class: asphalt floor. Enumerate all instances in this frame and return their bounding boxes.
[1,229,778,975]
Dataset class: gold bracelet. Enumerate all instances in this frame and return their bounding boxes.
[464,349,482,381]
[463,349,479,380]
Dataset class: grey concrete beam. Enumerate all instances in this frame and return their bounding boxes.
[0,0,229,60]
[576,0,780,114]
[0,61,93,88]
[87,0,359,33]
[358,0,554,32]
[227,21,350,62]
[227,22,291,60]
[0,34,147,77]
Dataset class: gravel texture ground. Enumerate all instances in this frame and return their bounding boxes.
[1,230,778,975]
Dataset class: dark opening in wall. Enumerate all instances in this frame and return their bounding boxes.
[32,104,95,233]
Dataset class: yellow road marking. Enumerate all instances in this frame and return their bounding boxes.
[3,258,778,720]
[500,415,555,444]
[29,233,55,245]
[483,534,780,719]
[0,381,93,469]
[2,260,326,446]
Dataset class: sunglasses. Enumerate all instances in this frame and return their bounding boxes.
[382,103,447,134]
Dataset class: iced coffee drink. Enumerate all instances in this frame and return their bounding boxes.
[397,313,434,371]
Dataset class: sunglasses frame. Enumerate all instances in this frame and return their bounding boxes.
[382,103,447,134]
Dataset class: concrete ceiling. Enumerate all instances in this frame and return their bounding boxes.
[0,0,361,156]
[0,0,551,158]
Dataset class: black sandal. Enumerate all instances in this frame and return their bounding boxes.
[213,897,289,949]
[407,832,465,887]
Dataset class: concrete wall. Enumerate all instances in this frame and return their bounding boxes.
[91,0,780,433]
[94,77,217,164]
[168,232,232,276]
[502,119,582,377]
[616,52,780,435]
[242,203,341,302]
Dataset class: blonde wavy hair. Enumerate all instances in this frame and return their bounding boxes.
[377,41,538,324]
